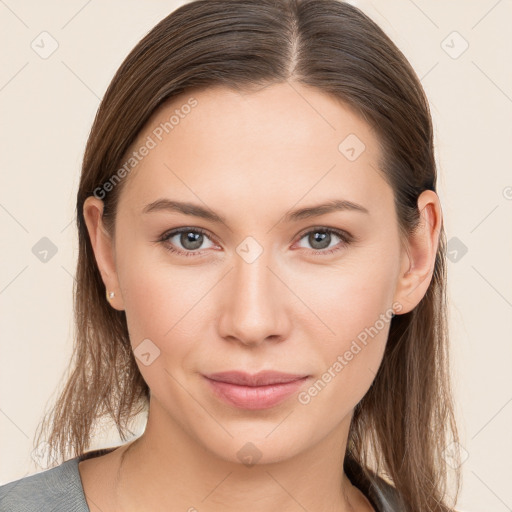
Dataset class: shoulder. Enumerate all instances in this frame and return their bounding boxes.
[344,454,407,512]
[0,458,88,512]
[369,475,408,512]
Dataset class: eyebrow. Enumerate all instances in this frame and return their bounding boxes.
[142,198,369,224]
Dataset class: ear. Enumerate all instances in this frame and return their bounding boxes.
[393,190,442,315]
[82,196,125,311]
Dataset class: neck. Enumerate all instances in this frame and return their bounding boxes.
[113,397,373,512]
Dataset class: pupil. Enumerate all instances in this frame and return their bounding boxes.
[310,231,330,249]
[182,231,203,250]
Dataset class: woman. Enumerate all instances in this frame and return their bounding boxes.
[0,0,462,510]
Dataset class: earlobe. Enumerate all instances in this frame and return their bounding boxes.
[82,196,125,311]
[393,190,442,314]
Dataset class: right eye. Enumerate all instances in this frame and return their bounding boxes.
[158,227,218,257]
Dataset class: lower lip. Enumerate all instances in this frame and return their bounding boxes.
[204,376,309,410]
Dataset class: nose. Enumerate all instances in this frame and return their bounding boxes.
[217,245,291,347]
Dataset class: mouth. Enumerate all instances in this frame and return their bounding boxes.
[202,370,310,410]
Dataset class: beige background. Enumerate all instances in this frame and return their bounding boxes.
[1,1,511,511]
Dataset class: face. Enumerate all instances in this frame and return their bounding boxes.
[87,83,413,465]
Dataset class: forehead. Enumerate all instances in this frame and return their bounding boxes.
[118,83,392,221]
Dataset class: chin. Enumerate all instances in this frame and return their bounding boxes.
[198,428,308,467]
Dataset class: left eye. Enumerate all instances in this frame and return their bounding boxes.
[295,228,352,254]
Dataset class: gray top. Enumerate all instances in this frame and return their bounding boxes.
[0,449,406,511]
[0,457,89,512]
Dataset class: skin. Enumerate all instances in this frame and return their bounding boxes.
[80,82,441,512]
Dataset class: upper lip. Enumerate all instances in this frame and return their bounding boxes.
[203,370,308,387]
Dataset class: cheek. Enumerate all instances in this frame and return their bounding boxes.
[291,245,398,338]
[295,277,392,417]
[116,243,214,361]
[291,250,397,407]
[117,262,206,400]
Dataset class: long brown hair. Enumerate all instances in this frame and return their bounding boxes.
[34,1,462,510]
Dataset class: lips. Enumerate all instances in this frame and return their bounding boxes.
[203,370,308,387]
[202,370,310,409]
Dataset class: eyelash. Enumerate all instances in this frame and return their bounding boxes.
[157,226,354,258]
